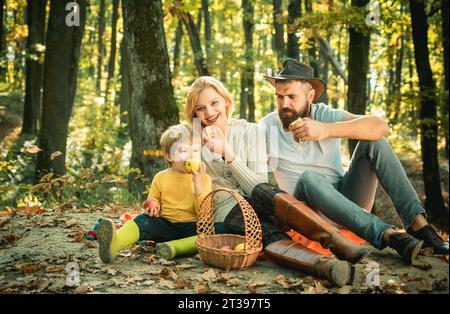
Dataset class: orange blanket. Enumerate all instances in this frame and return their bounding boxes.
[288,229,366,255]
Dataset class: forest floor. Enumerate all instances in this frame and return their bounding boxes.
[0,103,449,295]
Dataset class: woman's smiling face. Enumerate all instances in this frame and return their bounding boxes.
[194,87,229,129]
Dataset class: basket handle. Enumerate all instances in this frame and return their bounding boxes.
[196,188,262,251]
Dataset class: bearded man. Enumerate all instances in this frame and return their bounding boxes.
[254,59,448,267]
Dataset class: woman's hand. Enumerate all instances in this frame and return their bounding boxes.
[202,126,235,163]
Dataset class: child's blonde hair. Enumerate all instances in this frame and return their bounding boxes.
[160,124,192,162]
[185,76,235,126]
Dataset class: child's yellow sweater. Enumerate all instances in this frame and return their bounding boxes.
[148,169,212,223]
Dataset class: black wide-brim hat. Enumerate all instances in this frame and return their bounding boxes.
[263,58,327,100]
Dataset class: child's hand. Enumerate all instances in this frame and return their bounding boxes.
[192,162,206,196]
[143,199,160,217]
[191,162,206,177]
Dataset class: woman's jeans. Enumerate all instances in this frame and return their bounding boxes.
[293,138,425,249]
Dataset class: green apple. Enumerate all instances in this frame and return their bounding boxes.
[185,158,201,173]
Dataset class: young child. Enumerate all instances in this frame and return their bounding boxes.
[97,124,211,263]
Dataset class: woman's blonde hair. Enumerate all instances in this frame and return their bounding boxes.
[185,76,235,125]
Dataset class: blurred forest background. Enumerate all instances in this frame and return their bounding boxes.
[0,0,448,226]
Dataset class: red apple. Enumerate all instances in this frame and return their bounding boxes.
[143,199,158,209]
[220,245,233,251]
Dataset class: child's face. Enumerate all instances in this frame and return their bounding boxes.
[167,141,201,173]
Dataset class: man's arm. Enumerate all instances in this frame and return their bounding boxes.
[328,113,390,140]
[292,113,389,142]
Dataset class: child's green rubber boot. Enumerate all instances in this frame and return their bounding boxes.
[156,235,198,260]
[97,219,140,263]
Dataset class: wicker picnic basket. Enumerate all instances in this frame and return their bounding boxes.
[196,188,263,270]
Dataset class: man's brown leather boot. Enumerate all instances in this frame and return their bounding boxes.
[250,183,369,264]
[264,240,355,287]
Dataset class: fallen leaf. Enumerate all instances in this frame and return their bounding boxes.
[159,278,175,289]
[65,219,81,228]
[174,278,192,289]
[411,260,432,271]
[20,206,46,215]
[142,280,155,286]
[194,282,211,294]
[160,268,178,281]
[274,275,290,289]
[45,265,65,273]
[176,263,196,270]
[226,278,243,287]
[304,281,328,294]
[73,283,91,294]
[143,254,158,264]
[17,262,47,274]
[0,233,22,248]
[337,285,353,294]
[247,280,266,293]
[192,269,217,282]
[106,268,118,276]
[146,269,161,275]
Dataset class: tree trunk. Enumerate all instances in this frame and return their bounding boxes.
[0,0,5,75]
[173,19,183,75]
[35,0,87,179]
[116,39,129,141]
[304,0,318,77]
[287,0,301,61]
[240,76,247,119]
[202,0,211,63]
[347,0,370,156]
[242,0,255,122]
[178,10,209,76]
[104,0,119,105]
[318,34,330,105]
[392,33,404,124]
[196,8,202,33]
[273,0,285,66]
[22,0,47,136]
[442,0,449,158]
[122,0,179,195]
[96,0,106,93]
[409,0,447,218]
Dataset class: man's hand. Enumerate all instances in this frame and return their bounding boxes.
[291,118,330,142]
[143,199,160,217]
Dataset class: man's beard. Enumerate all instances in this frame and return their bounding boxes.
[278,104,310,130]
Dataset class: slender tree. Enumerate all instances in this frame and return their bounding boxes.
[287,0,301,60]
[0,0,5,75]
[241,0,255,122]
[272,0,285,66]
[202,0,211,63]
[304,0,318,77]
[173,19,183,75]
[122,0,179,194]
[22,0,47,136]
[409,0,447,218]
[96,0,106,93]
[104,0,119,105]
[35,0,87,178]
[175,6,209,76]
[116,39,129,141]
[442,0,449,158]
[347,0,370,155]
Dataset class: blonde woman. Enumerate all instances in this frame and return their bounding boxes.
[184,76,367,287]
